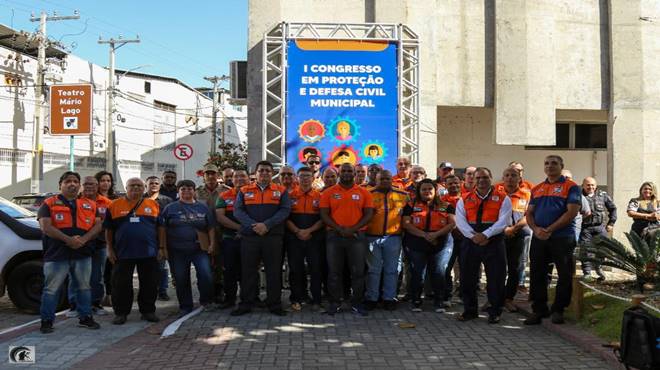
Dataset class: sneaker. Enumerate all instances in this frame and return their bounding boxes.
[140,313,160,322]
[65,308,79,318]
[363,300,378,311]
[351,304,369,317]
[596,274,606,282]
[92,305,108,316]
[504,300,518,313]
[230,307,252,316]
[324,303,339,316]
[158,293,170,301]
[78,316,100,330]
[441,301,452,309]
[290,302,302,312]
[40,320,54,334]
[551,311,565,324]
[270,307,287,317]
[434,306,446,313]
[488,314,501,324]
[383,300,397,311]
[411,301,423,312]
[112,315,127,325]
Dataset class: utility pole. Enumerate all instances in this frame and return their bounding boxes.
[29,10,79,193]
[98,36,140,180]
[203,75,229,154]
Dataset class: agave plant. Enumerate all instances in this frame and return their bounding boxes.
[580,231,660,292]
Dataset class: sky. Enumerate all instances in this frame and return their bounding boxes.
[0,0,248,87]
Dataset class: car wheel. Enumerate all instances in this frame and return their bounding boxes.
[7,260,44,314]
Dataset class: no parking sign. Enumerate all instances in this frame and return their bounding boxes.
[174,144,193,161]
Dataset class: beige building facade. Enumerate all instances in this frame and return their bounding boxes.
[247,0,660,235]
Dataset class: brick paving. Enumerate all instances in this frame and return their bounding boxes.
[0,267,630,369]
[69,300,612,370]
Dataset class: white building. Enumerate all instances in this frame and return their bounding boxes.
[0,24,246,197]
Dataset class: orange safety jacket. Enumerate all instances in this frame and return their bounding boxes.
[367,187,409,236]
[407,200,452,232]
[42,195,97,261]
[462,187,507,232]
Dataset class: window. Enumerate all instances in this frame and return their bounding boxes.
[154,100,176,112]
[144,81,151,94]
[526,123,607,150]
[575,124,606,149]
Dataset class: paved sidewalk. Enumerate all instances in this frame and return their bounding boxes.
[70,302,612,370]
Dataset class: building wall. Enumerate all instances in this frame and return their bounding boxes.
[247,0,660,237]
[437,106,608,186]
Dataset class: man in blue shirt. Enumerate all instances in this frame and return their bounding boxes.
[525,155,581,325]
[105,177,161,325]
[230,161,291,316]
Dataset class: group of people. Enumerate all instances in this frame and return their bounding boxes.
[39,151,653,334]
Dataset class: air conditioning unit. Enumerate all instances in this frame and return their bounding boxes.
[230,60,247,104]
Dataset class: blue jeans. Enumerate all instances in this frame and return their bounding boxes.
[366,235,402,301]
[41,257,92,321]
[158,260,169,295]
[68,248,106,306]
[517,235,532,287]
[407,235,453,304]
[168,248,213,312]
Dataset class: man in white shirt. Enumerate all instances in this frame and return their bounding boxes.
[455,167,512,324]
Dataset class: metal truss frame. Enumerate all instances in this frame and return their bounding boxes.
[262,22,420,166]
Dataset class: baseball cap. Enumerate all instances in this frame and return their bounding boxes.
[439,162,453,169]
[203,163,219,173]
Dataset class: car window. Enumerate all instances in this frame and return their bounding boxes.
[0,197,35,218]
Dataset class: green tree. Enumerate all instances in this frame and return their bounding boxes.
[206,142,248,170]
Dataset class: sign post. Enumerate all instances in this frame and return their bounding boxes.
[173,143,194,178]
[49,84,93,171]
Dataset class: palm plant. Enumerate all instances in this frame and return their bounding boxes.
[580,231,660,292]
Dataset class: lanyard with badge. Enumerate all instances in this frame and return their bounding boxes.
[128,198,144,223]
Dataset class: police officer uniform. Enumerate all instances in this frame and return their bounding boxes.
[580,189,617,279]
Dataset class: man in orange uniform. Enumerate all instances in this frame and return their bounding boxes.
[364,170,409,311]
[38,171,103,333]
[392,157,413,190]
[320,163,374,316]
[501,167,531,312]
[231,161,291,316]
[286,167,325,311]
[455,168,512,323]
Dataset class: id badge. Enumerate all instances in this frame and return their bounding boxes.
[129,217,140,223]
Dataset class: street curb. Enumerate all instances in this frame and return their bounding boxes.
[515,300,624,370]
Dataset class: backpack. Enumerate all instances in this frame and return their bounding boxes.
[618,306,660,370]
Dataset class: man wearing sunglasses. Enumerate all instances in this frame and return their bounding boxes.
[279,166,298,194]
[305,154,324,191]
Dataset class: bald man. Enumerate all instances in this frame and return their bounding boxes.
[579,177,617,281]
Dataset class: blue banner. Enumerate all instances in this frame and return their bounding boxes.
[286,40,398,172]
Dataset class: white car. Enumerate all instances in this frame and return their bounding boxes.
[0,197,44,313]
